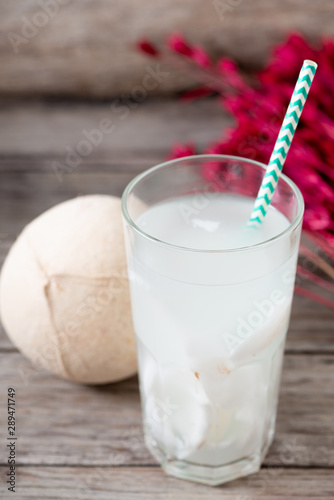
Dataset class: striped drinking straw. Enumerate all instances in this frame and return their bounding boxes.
[248,60,318,227]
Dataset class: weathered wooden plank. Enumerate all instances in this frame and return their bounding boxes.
[0,100,229,161]
[0,172,134,231]
[287,298,334,353]
[1,0,334,98]
[0,466,333,499]
[0,352,333,467]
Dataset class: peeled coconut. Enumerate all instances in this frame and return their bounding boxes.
[0,195,137,384]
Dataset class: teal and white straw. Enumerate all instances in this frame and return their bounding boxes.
[248,59,318,227]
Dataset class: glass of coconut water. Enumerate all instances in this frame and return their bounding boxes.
[122,155,304,486]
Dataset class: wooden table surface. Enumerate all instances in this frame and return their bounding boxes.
[0,99,333,499]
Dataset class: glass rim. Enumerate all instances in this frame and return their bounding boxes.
[121,154,304,254]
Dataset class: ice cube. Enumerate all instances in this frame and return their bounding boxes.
[144,365,210,460]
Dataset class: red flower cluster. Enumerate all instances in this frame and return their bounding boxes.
[137,33,334,307]
[138,33,334,245]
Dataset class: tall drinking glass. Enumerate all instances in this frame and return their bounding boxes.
[121,155,304,486]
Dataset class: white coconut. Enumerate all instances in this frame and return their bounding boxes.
[0,195,137,384]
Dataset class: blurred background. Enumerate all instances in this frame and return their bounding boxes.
[1,0,334,260]
[1,1,334,497]
[1,0,333,329]
[1,0,334,98]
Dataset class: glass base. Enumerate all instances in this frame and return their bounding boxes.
[145,435,268,486]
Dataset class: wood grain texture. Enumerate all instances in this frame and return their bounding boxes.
[1,0,334,98]
[0,467,333,499]
[0,99,228,159]
[0,352,333,467]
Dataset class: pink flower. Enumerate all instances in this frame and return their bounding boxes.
[137,39,159,57]
[167,33,193,57]
[191,46,211,68]
[137,32,334,248]
[167,33,212,67]
[168,142,195,160]
[180,86,214,102]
